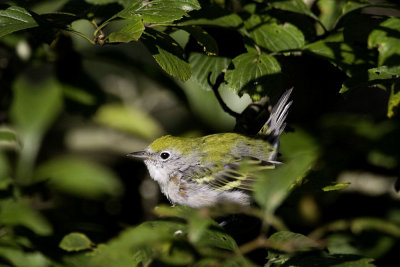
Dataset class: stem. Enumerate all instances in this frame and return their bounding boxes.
[66,29,96,45]
[208,72,240,118]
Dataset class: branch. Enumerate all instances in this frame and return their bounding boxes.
[207,72,240,118]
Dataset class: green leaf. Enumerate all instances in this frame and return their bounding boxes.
[368,17,400,66]
[340,65,400,93]
[0,6,38,38]
[117,0,201,23]
[189,53,231,90]
[59,232,94,252]
[267,231,319,264]
[178,13,243,28]
[317,0,346,30]
[93,104,163,140]
[269,0,319,21]
[305,33,374,78]
[254,130,318,214]
[388,82,400,118]
[0,246,51,267]
[85,0,118,4]
[34,156,123,199]
[89,221,182,266]
[225,51,281,99]
[245,15,305,52]
[0,199,53,236]
[0,127,19,150]
[108,16,144,43]
[142,29,192,81]
[11,73,63,184]
[322,183,350,191]
[183,26,218,55]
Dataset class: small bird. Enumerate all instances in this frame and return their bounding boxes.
[128,89,293,208]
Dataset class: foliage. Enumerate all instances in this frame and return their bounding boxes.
[1,0,400,266]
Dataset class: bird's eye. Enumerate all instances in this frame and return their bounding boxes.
[160,152,170,160]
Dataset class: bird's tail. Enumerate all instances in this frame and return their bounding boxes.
[259,88,293,156]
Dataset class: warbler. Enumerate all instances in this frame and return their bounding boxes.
[128,89,293,208]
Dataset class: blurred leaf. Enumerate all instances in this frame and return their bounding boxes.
[108,15,144,43]
[368,17,400,66]
[254,130,318,214]
[0,152,11,189]
[225,51,281,98]
[0,6,38,38]
[284,253,376,267]
[267,231,319,264]
[0,246,51,267]
[142,29,192,81]
[59,232,94,252]
[89,221,182,266]
[117,0,201,23]
[189,53,230,90]
[11,73,63,184]
[34,156,123,199]
[0,199,53,236]
[94,104,163,140]
[183,26,218,55]
[0,127,19,150]
[246,15,305,52]
[322,183,350,192]
[269,0,319,20]
[219,256,258,267]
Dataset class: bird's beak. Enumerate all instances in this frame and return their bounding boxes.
[127,151,149,160]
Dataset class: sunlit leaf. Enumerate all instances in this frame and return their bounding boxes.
[368,17,400,66]
[142,29,192,81]
[322,183,350,192]
[269,0,319,21]
[254,130,318,214]
[225,51,281,99]
[117,0,201,23]
[60,232,94,252]
[0,199,53,236]
[34,156,123,199]
[0,6,38,38]
[94,104,163,140]
[317,0,345,31]
[189,53,231,90]
[108,15,144,43]
[246,15,305,52]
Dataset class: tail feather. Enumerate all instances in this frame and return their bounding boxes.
[261,88,293,156]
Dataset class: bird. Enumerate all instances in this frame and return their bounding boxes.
[128,89,293,208]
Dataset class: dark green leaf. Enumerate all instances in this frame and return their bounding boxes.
[85,0,118,4]
[225,51,281,99]
[108,16,144,43]
[183,26,218,55]
[117,0,201,23]
[0,199,53,236]
[142,29,192,81]
[245,15,305,52]
[189,53,231,90]
[0,6,38,38]
[34,156,123,199]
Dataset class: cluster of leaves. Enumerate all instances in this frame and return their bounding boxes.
[1,0,400,266]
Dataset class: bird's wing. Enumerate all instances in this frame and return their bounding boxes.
[183,157,280,191]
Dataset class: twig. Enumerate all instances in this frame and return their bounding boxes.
[208,72,240,118]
